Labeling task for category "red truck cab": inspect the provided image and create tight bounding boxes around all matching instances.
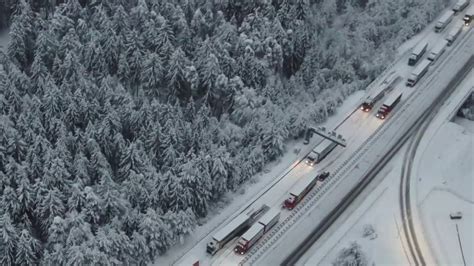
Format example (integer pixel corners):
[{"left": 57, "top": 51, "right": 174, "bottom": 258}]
[
  {"left": 283, "top": 194, "right": 297, "bottom": 210},
  {"left": 234, "top": 239, "right": 249, "bottom": 255}
]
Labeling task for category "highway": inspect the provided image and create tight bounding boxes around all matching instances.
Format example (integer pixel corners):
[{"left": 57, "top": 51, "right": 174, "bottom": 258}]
[
  {"left": 281, "top": 51, "right": 474, "bottom": 266},
  {"left": 175, "top": 7, "right": 474, "bottom": 266},
  {"left": 246, "top": 25, "right": 473, "bottom": 266}
]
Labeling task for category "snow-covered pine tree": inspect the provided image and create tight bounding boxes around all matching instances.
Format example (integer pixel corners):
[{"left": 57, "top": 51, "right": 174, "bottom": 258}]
[
  {"left": 0, "top": 213, "right": 19, "bottom": 265},
  {"left": 15, "top": 229, "right": 40, "bottom": 265}
]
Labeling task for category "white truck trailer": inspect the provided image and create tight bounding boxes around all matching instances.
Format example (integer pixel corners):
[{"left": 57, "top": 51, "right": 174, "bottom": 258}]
[
  {"left": 206, "top": 205, "right": 268, "bottom": 255},
  {"left": 283, "top": 174, "right": 319, "bottom": 210},
  {"left": 234, "top": 208, "right": 280, "bottom": 255},
  {"left": 427, "top": 40, "right": 448, "bottom": 61},
  {"left": 453, "top": 0, "right": 469, "bottom": 12},
  {"left": 375, "top": 91, "right": 403, "bottom": 120},
  {"left": 206, "top": 213, "right": 251, "bottom": 255},
  {"left": 305, "top": 138, "right": 337, "bottom": 166},
  {"left": 406, "top": 59, "right": 431, "bottom": 87},
  {"left": 446, "top": 23, "right": 463, "bottom": 46},
  {"left": 464, "top": 5, "right": 474, "bottom": 25},
  {"left": 408, "top": 41, "right": 428, "bottom": 66},
  {"left": 435, "top": 10, "right": 455, "bottom": 32},
  {"left": 360, "top": 74, "right": 401, "bottom": 112}
]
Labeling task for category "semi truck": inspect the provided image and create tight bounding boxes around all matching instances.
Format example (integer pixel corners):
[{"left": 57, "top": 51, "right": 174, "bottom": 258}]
[
  {"left": 435, "top": 10, "right": 455, "bottom": 32},
  {"left": 305, "top": 139, "right": 337, "bottom": 166},
  {"left": 446, "top": 23, "right": 463, "bottom": 46},
  {"left": 464, "top": 5, "right": 474, "bottom": 25},
  {"left": 453, "top": 0, "right": 469, "bottom": 12},
  {"left": 406, "top": 59, "right": 431, "bottom": 87},
  {"left": 360, "top": 74, "right": 401, "bottom": 111},
  {"left": 283, "top": 172, "right": 328, "bottom": 210},
  {"left": 427, "top": 40, "right": 448, "bottom": 61},
  {"left": 234, "top": 208, "right": 280, "bottom": 255},
  {"left": 408, "top": 41, "right": 428, "bottom": 66},
  {"left": 206, "top": 205, "right": 268, "bottom": 255},
  {"left": 376, "top": 92, "right": 402, "bottom": 120}
]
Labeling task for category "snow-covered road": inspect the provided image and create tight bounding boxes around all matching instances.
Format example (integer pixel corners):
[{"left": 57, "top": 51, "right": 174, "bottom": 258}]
[
  {"left": 171, "top": 5, "right": 474, "bottom": 266},
  {"left": 250, "top": 12, "right": 473, "bottom": 266}
]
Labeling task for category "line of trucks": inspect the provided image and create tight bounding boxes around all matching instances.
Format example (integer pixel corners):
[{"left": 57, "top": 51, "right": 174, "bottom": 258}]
[
  {"left": 206, "top": 170, "right": 331, "bottom": 256},
  {"left": 360, "top": 1, "right": 471, "bottom": 120}
]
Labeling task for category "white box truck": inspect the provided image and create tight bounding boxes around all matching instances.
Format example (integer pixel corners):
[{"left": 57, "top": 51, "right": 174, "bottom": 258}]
[
  {"left": 435, "top": 10, "right": 455, "bottom": 32},
  {"left": 360, "top": 74, "right": 401, "bottom": 111},
  {"left": 234, "top": 208, "right": 280, "bottom": 255},
  {"left": 427, "top": 40, "right": 448, "bottom": 61},
  {"left": 375, "top": 91, "right": 403, "bottom": 120},
  {"left": 453, "top": 0, "right": 470, "bottom": 12},
  {"left": 206, "top": 205, "right": 268, "bottom": 255},
  {"left": 406, "top": 59, "right": 431, "bottom": 87},
  {"left": 446, "top": 23, "right": 463, "bottom": 46},
  {"left": 305, "top": 139, "right": 337, "bottom": 166},
  {"left": 408, "top": 41, "right": 428, "bottom": 66}
]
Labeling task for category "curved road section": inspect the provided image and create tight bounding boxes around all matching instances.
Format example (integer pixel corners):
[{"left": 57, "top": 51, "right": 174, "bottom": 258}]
[{"left": 399, "top": 52, "right": 474, "bottom": 266}]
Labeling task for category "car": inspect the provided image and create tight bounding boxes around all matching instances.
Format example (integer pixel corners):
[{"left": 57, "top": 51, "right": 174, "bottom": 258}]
[
  {"left": 317, "top": 171, "right": 330, "bottom": 181},
  {"left": 450, "top": 211, "right": 462, "bottom": 219}
]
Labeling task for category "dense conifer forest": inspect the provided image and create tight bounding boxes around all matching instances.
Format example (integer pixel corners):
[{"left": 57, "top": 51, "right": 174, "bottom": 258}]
[{"left": 0, "top": 0, "right": 447, "bottom": 264}]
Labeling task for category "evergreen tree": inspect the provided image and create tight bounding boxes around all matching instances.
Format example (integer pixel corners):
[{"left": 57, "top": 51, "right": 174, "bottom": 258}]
[
  {"left": 7, "top": 0, "right": 35, "bottom": 69},
  {"left": 141, "top": 52, "right": 163, "bottom": 98},
  {"left": 166, "top": 47, "right": 190, "bottom": 100},
  {"left": 15, "top": 229, "right": 40, "bottom": 265},
  {"left": 139, "top": 208, "right": 172, "bottom": 259},
  {"left": 0, "top": 213, "right": 18, "bottom": 265},
  {"left": 36, "top": 186, "right": 66, "bottom": 234}
]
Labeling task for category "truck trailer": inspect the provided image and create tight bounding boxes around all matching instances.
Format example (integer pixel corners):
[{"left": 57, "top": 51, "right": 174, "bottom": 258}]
[
  {"left": 206, "top": 205, "right": 268, "bottom": 255},
  {"left": 376, "top": 92, "right": 403, "bottom": 120},
  {"left": 464, "top": 5, "right": 474, "bottom": 25},
  {"left": 360, "top": 74, "right": 401, "bottom": 111},
  {"left": 406, "top": 59, "right": 431, "bottom": 87},
  {"left": 435, "top": 10, "right": 455, "bottom": 32},
  {"left": 283, "top": 174, "right": 319, "bottom": 210},
  {"left": 427, "top": 40, "right": 448, "bottom": 61},
  {"left": 206, "top": 213, "right": 251, "bottom": 255},
  {"left": 408, "top": 41, "right": 428, "bottom": 66},
  {"left": 453, "top": 0, "right": 469, "bottom": 12},
  {"left": 446, "top": 23, "right": 463, "bottom": 46},
  {"left": 305, "top": 139, "right": 337, "bottom": 166},
  {"left": 234, "top": 208, "right": 280, "bottom": 255}
]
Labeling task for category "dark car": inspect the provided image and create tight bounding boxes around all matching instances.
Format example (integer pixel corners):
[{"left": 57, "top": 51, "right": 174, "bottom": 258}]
[
  {"left": 317, "top": 171, "right": 330, "bottom": 181},
  {"left": 450, "top": 211, "right": 462, "bottom": 219}
]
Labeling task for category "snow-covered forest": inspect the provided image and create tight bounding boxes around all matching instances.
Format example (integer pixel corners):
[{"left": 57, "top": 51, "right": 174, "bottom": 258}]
[{"left": 0, "top": 0, "right": 448, "bottom": 264}]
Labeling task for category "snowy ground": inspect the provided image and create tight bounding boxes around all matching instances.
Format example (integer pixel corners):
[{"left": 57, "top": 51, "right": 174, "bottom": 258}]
[
  {"left": 414, "top": 72, "right": 474, "bottom": 266},
  {"left": 303, "top": 150, "right": 410, "bottom": 265},
  {"left": 302, "top": 64, "right": 473, "bottom": 266}
]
